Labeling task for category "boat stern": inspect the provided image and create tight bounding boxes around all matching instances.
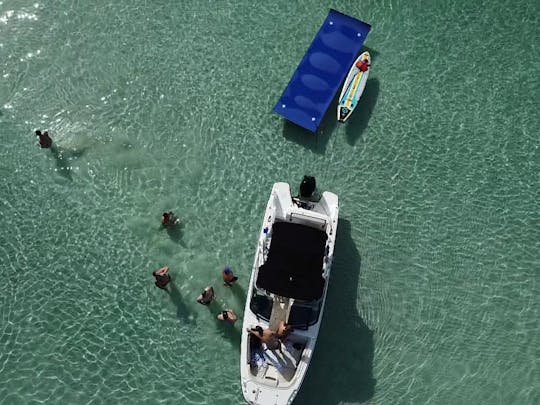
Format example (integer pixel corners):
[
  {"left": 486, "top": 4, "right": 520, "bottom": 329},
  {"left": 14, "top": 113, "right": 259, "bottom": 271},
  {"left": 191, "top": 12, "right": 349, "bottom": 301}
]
[{"left": 242, "top": 379, "right": 298, "bottom": 405}]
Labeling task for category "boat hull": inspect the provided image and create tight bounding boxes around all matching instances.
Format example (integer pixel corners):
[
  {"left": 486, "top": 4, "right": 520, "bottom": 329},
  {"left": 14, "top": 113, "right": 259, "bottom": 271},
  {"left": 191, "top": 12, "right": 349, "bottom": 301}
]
[{"left": 240, "top": 183, "right": 339, "bottom": 405}]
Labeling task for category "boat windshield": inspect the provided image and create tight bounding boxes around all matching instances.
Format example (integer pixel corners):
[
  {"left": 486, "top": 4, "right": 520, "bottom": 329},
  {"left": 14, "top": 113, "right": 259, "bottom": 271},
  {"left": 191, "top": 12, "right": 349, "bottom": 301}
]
[
  {"left": 288, "top": 301, "right": 322, "bottom": 329},
  {"left": 249, "top": 291, "right": 273, "bottom": 321}
]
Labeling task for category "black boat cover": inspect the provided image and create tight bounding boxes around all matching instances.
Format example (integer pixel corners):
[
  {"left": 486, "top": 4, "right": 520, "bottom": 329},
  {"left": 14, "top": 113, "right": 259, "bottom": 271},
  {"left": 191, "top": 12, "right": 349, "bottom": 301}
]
[{"left": 256, "top": 221, "right": 328, "bottom": 301}]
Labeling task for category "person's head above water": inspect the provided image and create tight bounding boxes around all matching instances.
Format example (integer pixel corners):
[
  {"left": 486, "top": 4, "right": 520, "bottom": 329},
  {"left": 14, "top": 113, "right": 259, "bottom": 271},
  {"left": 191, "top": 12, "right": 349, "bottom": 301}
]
[
  {"left": 218, "top": 309, "right": 237, "bottom": 324},
  {"left": 197, "top": 286, "right": 215, "bottom": 305},
  {"left": 162, "top": 212, "right": 175, "bottom": 226}
]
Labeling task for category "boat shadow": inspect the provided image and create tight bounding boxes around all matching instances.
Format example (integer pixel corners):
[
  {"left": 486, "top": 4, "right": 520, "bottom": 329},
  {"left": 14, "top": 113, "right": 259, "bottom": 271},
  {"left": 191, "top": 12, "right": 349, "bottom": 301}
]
[
  {"left": 202, "top": 298, "right": 242, "bottom": 348},
  {"left": 281, "top": 93, "right": 340, "bottom": 155},
  {"left": 294, "top": 218, "right": 376, "bottom": 404},
  {"left": 345, "top": 78, "right": 380, "bottom": 146},
  {"left": 168, "top": 280, "right": 196, "bottom": 324}
]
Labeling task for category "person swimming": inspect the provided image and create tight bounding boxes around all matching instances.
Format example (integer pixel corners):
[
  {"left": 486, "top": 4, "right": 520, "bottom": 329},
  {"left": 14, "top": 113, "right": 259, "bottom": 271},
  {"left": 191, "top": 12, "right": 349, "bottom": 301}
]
[
  {"left": 161, "top": 211, "right": 177, "bottom": 227},
  {"left": 222, "top": 266, "right": 238, "bottom": 286},
  {"left": 152, "top": 266, "right": 171, "bottom": 290},
  {"left": 197, "top": 286, "right": 215, "bottom": 305},
  {"left": 217, "top": 309, "right": 237, "bottom": 324},
  {"left": 35, "top": 130, "right": 52, "bottom": 149}
]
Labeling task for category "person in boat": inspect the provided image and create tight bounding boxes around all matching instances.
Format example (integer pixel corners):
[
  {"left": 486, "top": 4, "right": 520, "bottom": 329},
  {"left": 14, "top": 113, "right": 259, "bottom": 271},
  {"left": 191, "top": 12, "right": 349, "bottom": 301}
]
[
  {"left": 35, "top": 130, "right": 52, "bottom": 148},
  {"left": 152, "top": 266, "right": 171, "bottom": 290},
  {"left": 248, "top": 326, "right": 282, "bottom": 353},
  {"left": 276, "top": 320, "right": 293, "bottom": 341},
  {"left": 248, "top": 325, "right": 264, "bottom": 337},
  {"left": 161, "top": 211, "right": 177, "bottom": 227},
  {"left": 217, "top": 309, "right": 237, "bottom": 324},
  {"left": 222, "top": 266, "right": 238, "bottom": 286},
  {"left": 355, "top": 55, "right": 370, "bottom": 72},
  {"left": 197, "top": 286, "right": 215, "bottom": 305}
]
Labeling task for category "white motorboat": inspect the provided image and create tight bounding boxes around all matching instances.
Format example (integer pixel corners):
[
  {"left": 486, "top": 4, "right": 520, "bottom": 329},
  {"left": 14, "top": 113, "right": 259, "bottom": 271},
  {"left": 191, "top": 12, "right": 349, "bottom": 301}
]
[{"left": 240, "top": 181, "right": 339, "bottom": 405}]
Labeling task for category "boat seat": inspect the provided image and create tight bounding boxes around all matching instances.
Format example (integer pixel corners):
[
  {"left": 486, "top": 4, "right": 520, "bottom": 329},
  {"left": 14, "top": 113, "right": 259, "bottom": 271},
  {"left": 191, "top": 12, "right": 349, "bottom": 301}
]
[{"left": 263, "top": 366, "right": 280, "bottom": 387}]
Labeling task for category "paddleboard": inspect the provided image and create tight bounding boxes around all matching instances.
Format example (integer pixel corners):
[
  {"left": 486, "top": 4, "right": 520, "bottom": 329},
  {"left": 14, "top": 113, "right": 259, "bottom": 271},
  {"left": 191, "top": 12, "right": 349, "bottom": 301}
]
[{"left": 337, "top": 51, "right": 371, "bottom": 122}]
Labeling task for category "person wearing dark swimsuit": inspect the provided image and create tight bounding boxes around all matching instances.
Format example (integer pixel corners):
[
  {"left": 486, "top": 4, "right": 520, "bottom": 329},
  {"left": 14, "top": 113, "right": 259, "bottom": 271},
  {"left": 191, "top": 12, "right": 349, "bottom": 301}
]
[
  {"left": 217, "top": 309, "right": 237, "bottom": 324},
  {"left": 152, "top": 266, "right": 171, "bottom": 290},
  {"left": 35, "top": 130, "right": 52, "bottom": 148},
  {"left": 161, "top": 211, "right": 177, "bottom": 227},
  {"left": 197, "top": 286, "right": 215, "bottom": 305},
  {"left": 222, "top": 267, "right": 238, "bottom": 286}
]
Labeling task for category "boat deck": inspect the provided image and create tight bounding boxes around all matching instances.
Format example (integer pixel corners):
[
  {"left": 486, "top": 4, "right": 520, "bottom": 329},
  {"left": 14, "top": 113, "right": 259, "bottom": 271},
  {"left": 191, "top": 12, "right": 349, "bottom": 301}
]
[{"left": 249, "top": 336, "right": 306, "bottom": 387}]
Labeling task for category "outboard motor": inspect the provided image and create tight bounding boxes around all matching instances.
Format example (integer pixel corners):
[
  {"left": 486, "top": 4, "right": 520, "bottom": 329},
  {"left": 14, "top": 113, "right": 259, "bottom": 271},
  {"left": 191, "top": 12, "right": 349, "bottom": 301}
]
[{"left": 299, "top": 175, "right": 316, "bottom": 198}]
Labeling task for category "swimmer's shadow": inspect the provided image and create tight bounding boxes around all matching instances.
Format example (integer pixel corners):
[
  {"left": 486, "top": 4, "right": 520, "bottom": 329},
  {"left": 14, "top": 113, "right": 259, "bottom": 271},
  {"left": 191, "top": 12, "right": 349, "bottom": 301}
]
[
  {"left": 49, "top": 145, "right": 87, "bottom": 181},
  {"left": 169, "top": 281, "right": 196, "bottom": 324},
  {"left": 162, "top": 223, "right": 185, "bottom": 246},
  {"left": 230, "top": 283, "right": 246, "bottom": 306},
  {"left": 215, "top": 315, "right": 241, "bottom": 348}
]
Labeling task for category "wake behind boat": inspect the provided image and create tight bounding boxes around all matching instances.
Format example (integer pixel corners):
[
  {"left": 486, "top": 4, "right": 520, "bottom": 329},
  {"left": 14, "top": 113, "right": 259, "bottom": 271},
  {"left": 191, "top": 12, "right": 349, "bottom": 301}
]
[
  {"left": 337, "top": 51, "right": 371, "bottom": 122},
  {"left": 240, "top": 179, "right": 339, "bottom": 405}
]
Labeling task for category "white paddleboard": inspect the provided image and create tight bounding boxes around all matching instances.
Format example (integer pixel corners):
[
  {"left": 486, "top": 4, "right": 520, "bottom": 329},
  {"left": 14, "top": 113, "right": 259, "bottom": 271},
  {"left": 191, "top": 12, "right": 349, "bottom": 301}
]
[{"left": 337, "top": 51, "right": 371, "bottom": 122}]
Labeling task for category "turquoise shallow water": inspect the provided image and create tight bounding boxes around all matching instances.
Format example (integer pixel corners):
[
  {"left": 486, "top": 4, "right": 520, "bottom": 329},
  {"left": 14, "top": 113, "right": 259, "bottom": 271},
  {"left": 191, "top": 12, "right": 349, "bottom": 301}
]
[{"left": 1, "top": 0, "right": 539, "bottom": 404}]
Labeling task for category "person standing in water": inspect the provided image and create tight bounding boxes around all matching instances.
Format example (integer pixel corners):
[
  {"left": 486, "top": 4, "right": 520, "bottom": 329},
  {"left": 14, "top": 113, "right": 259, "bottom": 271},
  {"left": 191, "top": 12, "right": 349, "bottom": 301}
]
[
  {"left": 152, "top": 266, "right": 171, "bottom": 290},
  {"left": 355, "top": 55, "right": 370, "bottom": 72},
  {"left": 222, "top": 266, "right": 238, "bottom": 286},
  {"left": 35, "top": 130, "right": 52, "bottom": 148},
  {"left": 197, "top": 286, "right": 215, "bottom": 305},
  {"left": 161, "top": 211, "right": 177, "bottom": 227},
  {"left": 217, "top": 309, "right": 237, "bottom": 324}
]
